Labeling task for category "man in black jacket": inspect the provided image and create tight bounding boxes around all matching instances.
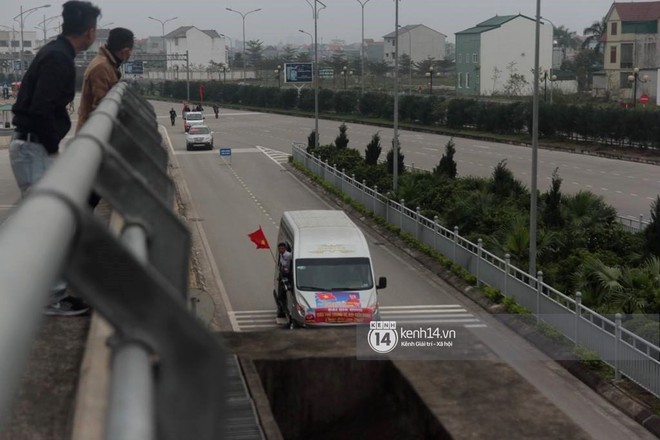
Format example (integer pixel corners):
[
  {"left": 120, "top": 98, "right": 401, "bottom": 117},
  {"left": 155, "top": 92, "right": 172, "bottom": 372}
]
[{"left": 10, "top": 1, "right": 101, "bottom": 316}]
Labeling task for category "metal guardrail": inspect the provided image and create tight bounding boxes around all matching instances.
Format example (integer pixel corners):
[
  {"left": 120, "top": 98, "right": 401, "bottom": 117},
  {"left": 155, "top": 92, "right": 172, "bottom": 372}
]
[
  {"left": 293, "top": 142, "right": 660, "bottom": 399},
  {"left": 0, "top": 83, "right": 229, "bottom": 439}
]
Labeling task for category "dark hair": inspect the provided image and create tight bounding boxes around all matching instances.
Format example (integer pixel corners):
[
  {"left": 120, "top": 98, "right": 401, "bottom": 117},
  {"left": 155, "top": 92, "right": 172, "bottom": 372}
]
[
  {"left": 61, "top": 1, "right": 101, "bottom": 36},
  {"left": 278, "top": 242, "right": 287, "bottom": 247},
  {"left": 107, "top": 28, "right": 134, "bottom": 52}
]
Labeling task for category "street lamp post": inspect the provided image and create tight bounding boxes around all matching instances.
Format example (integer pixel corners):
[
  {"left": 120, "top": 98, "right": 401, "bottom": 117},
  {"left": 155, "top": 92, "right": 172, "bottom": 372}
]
[
  {"left": 305, "top": 0, "right": 326, "bottom": 149},
  {"left": 14, "top": 4, "right": 51, "bottom": 79},
  {"left": 342, "top": 66, "right": 348, "bottom": 89},
  {"left": 356, "top": 0, "right": 370, "bottom": 95},
  {"left": 274, "top": 64, "right": 281, "bottom": 88},
  {"left": 35, "top": 14, "right": 59, "bottom": 43},
  {"left": 425, "top": 66, "right": 436, "bottom": 95},
  {"left": 393, "top": 0, "right": 400, "bottom": 192},
  {"left": 298, "top": 29, "right": 313, "bottom": 52},
  {"left": 529, "top": 0, "right": 542, "bottom": 276},
  {"left": 542, "top": 69, "right": 548, "bottom": 101},
  {"left": 148, "top": 16, "right": 177, "bottom": 80},
  {"left": 226, "top": 8, "right": 262, "bottom": 83},
  {"left": 628, "top": 67, "right": 648, "bottom": 108}
]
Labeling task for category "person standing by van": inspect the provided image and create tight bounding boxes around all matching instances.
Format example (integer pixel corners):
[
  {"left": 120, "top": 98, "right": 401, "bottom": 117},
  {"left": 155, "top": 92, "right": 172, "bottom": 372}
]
[{"left": 276, "top": 242, "right": 292, "bottom": 318}]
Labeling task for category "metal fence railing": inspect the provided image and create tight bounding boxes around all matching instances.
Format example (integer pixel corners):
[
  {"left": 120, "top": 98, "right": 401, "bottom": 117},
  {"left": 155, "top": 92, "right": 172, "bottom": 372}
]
[
  {"left": 0, "top": 83, "right": 229, "bottom": 439},
  {"left": 292, "top": 142, "right": 660, "bottom": 399}
]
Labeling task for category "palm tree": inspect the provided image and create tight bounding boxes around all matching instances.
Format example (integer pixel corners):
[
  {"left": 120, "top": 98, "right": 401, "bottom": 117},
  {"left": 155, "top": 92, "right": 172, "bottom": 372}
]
[
  {"left": 583, "top": 17, "right": 606, "bottom": 54},
  {"left": 574, "top": 256, "right": 660, "bottom": 315}
]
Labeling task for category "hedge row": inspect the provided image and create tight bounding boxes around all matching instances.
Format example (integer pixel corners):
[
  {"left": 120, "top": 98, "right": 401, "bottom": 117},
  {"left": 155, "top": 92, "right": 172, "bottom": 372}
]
[{"left": 156, "top": 80, "right": 660, "bottom": 149}]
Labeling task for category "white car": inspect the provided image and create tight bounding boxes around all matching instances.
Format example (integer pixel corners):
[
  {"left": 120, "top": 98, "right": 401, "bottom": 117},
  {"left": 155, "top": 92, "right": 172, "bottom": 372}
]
[
  {"left": 183, "top": 111, "right": 204, "bottom": 132},
  {"left": 185, "top": 125, "right": 214, "bottom": 150}
]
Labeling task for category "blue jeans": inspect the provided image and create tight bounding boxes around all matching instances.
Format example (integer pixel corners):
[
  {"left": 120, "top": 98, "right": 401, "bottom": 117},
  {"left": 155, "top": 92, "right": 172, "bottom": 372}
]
[
  {"left": 9, "top": 139, "right": 66, "bottom": 303},
  {"left": 9, "top": 139, "right": 55, "bottom": 196}
]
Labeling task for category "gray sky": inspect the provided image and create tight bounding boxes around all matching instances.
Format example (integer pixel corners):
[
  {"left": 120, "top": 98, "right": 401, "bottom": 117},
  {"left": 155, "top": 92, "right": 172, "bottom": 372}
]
[{"left": 8, "top": 0, "right": 615, "bottom": 46}]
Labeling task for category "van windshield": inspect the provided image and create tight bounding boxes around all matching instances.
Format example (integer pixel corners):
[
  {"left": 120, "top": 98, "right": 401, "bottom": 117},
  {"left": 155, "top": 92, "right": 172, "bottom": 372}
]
[{"left": 295, "top": 257, "right": 373, "bottom": 291}]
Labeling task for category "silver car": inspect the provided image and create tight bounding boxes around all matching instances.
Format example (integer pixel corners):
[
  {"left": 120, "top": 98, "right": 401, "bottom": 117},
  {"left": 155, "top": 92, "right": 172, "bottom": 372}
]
[{"left": 185, "top": 125, "right": 214, "bottom": 150}]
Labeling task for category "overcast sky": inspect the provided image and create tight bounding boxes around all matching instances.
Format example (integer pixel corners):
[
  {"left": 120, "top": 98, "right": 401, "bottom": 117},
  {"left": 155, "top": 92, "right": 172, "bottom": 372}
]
[{"left": 8, "top": 0, "right": 616, "bottom": 46}]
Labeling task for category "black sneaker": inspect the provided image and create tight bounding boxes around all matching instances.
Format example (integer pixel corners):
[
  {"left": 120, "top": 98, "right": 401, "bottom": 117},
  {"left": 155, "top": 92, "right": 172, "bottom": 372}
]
[{"left": 44, "top": 296, "right": 90, "bottom": 316}]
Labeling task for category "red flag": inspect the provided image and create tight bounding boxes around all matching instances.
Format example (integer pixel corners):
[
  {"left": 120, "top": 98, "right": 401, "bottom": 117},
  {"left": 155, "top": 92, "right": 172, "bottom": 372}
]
[
  {"left": 248, "top": 226, "right": 270, "bottom": 249},
  {"left": 199, "top": 83, "right": 204, "bottom": 102}
]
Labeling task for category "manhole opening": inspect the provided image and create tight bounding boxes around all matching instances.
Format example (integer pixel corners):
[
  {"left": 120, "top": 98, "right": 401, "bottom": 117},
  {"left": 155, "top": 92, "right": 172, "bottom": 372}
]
[{"left": 253, "top": 357, "right": 449, "bottom": 439}]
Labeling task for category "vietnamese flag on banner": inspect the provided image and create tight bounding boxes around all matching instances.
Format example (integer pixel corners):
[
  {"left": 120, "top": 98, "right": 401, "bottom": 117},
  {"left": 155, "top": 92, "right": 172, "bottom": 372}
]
[
  {"left": 248, "top": 226, "right": 270, "bottom": 249},
  {"left": 199, "top": 83, "right": 204, "bottom": 102}
]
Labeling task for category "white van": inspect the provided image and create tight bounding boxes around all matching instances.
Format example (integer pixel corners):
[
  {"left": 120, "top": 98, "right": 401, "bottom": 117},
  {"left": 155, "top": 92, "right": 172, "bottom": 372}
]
[{"left": 274, "top": 210, "right": 387, "bottom": 327}]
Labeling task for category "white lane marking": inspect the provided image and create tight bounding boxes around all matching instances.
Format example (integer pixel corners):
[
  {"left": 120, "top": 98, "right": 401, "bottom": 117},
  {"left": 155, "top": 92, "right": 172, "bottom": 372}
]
[
  {"left": 173, "top": 147, "right": 260, "bottom": 156},
  {"left": 423, "top": 147, "right": 439, "bottom": 152},
  {"left": 380, "top": 304, "right": 465, "bottom": 309},
  {"left": 229, "top": 305, "right": 484, "bottom": 331},
  {"left": 631, "top": 194, "right": 639, "bottom": 197},
  {"left": 0, "top": 205, "right": 16, "bottom": 209},
  {"left": 257, "top": 145, "right": 288, "bottom": 168},
  {"left": 159, "top": 124, "right": 233, "bottom": 331},
  {"left": 221, "top": 112, "right": 263, "bottom": 116},
  {"left": 474, "top": 145, "right": 491, "bottom": 149}
]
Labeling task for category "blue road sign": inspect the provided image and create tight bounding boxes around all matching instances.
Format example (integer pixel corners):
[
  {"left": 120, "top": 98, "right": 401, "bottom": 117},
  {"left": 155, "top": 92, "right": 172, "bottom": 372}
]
[
  {"left": 284, "top": 63, "right": 313, "bottom": 84},
  {"left": 124, "top": 61, "right": 144, "bottom": 75},
  {"left": 219, "top": 148, "right": 232, "bottom": 156}
]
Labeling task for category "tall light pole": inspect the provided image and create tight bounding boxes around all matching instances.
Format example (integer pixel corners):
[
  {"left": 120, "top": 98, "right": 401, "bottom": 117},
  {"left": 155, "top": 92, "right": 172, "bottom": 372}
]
[
  {"left": 356, "top": 0, "right": 370, "bottom": 95},
  {"left": 220, "top": 33, "right": 233, "bottom": 68},
  {"left": 628, "top": 67, "right": 648, "bottom": 108},
  {"left": 226, "top": 7, "right": 261, "bottom": 83},
  {"left": 35, "top": 14, "right": 58, "bottom": 43},
  {"left": 14, "top": 4, "right": 51, "bottom": 79},
  {"left": 274, "top": 64, "right": 282, "bottom": 88},
  {"left": 529, "top": 0, "right": 541, "bottom": 276},
  {"left": 148, "top": 16, "right": 177, "bottom": 80},
  {"left": 393, "top": 0, "right": 400, "bottom": 192},
  {"left": 305, "top": 0, "right": 326, "bottom": 149},
  {"left": 298, "top": 29, "right": 313, "bottom": 49},
  {"left": 425, "top": 66, "right": 436, "bottom": 95}
]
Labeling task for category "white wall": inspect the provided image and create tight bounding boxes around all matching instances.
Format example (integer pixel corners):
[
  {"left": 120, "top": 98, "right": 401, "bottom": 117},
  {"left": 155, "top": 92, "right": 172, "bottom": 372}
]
[
  {"left": 480, "top": 17, "right": 553, "bottom": 95},
  {"left": 406, "top": 27, "right": 446, "bottom": 63},
  {"left": 168, "top": 28, "right": 226, "bottom": 69}
]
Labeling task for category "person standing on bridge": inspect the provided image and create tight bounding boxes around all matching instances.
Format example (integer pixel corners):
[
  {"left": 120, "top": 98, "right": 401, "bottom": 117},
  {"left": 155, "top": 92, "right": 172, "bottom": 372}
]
[
  {"left": 10, "top": 0, "right": 101, "bottom": 316},
  {"left": 76, "top": 27, "right": 134, "bottom": 132},
  {"left": 76, "top": 27, "right": 133, "bottom": 209}
]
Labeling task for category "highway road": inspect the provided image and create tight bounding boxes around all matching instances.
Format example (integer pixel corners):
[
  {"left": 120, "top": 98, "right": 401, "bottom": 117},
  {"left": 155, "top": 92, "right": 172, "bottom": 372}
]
[
  {"left": 158, "top": 103, "right": 658, "bottom": 220},
  {"left": 152, "top": 99, "right": 655, "bottom": 439}
]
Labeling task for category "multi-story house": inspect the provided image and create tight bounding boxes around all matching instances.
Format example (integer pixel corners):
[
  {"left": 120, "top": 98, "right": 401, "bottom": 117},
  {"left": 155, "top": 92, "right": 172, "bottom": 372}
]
[
  {"left": 383, "top": 24, "right": 446, "bottom": 66},
  {"left": 601, "top": 1, "right": 659, "bottom": 103},
  {"left": 165, "top": 26, "right": 226, "bottom": 69},
  {"left": 455, "top": 14, "right": 552, "bottom": 96}
]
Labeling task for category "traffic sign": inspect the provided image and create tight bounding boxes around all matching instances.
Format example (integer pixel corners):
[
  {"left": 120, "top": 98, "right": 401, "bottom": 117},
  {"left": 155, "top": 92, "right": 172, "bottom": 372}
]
[
  {"left": 219, "top": 148, "right": 231, "bottom": 157},
  {"left": 284, "top": 63, "right": 313, "bottom": 83},
  {"left": 319, "top": 68, "right": 334, "bottom": 79},
  {"left": 640, "top": 93, "right": 649, "bottom": 105},
  {"left": 124, "top": 61, "right": 144, "bottom": 75}
]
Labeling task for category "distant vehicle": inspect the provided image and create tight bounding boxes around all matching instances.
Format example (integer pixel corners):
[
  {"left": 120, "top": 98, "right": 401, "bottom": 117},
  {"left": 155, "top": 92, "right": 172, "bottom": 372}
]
[
  {"left": 183, "top": 111, "right": 204, "bottom": 132},
  {"left": 275, "top": 210, "right": 387, "bottom": 328},
  {"left": 185, "top": 125, "right": 213, "bottom": 151}
]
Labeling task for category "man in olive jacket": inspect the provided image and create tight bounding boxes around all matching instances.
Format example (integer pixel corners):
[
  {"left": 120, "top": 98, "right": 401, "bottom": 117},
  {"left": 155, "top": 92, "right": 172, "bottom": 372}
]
[{"left": 76, "top": 27, "right": 134, "bottom": 132}]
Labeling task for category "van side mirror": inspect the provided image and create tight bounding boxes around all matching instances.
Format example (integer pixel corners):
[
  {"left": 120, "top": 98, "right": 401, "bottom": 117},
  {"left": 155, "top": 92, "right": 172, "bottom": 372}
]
[{"left": 377, "top": 277, "right": 387, "bottom": 290}]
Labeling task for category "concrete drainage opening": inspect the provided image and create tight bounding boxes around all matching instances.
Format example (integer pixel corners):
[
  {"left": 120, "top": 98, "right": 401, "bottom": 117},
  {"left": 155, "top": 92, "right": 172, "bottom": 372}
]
[{"left": 253, "top": 357, "right": 449, "bottom": 439}]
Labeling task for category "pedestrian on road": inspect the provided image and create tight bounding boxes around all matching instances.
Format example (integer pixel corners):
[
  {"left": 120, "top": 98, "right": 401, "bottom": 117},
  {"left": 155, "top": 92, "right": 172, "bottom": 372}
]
[
  {"left": 169, "top": 107, "right": 177, "bottom": 126},
  {"left": 10, "top": 0, "right": 101, "bottom": 316},
  {"left": 212, "top": 103, "right": 219, "bottom": 119}
]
